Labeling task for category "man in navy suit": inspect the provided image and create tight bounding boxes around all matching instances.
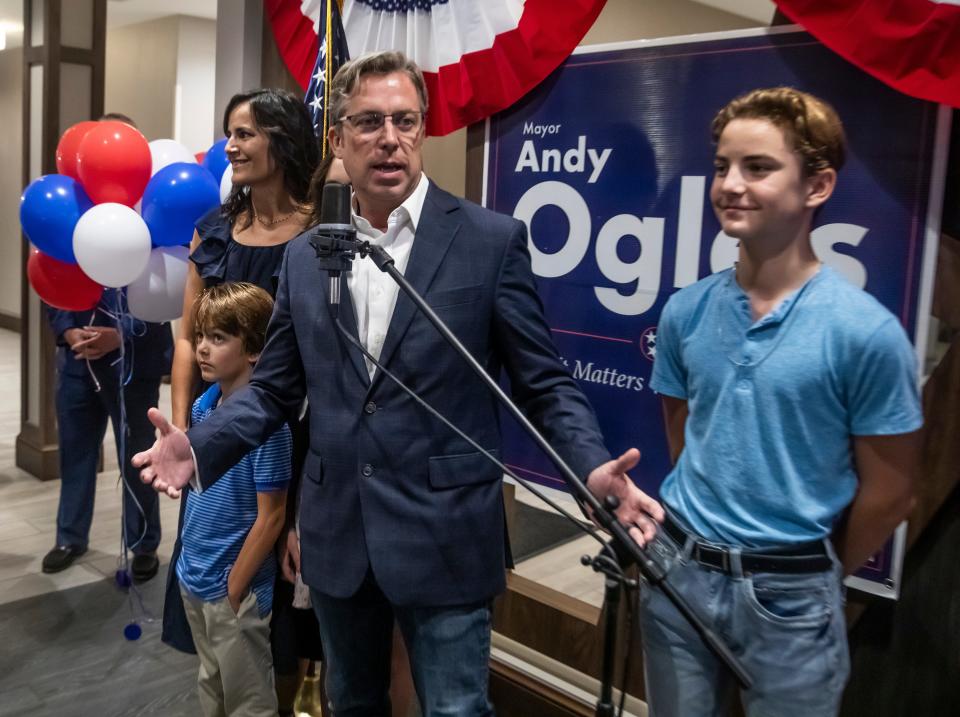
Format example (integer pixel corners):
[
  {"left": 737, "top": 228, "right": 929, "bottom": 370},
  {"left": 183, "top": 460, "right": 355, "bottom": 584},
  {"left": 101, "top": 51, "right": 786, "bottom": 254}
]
[
  {"left": 44, "top": 289, "right": 172, "bottom": 580},
  {"left": 136, "top": 51, "right": 662, "bottom": 715}
]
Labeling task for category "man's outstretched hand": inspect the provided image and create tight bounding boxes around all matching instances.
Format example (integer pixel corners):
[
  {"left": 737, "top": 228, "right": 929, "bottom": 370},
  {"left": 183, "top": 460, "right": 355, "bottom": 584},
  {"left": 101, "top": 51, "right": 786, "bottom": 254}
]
[
  {"left": 586, "top": 448, "right": 664, "bottom": 546},
  {"left": 132, "top": 408, "right": 195, "bottom": 499}
]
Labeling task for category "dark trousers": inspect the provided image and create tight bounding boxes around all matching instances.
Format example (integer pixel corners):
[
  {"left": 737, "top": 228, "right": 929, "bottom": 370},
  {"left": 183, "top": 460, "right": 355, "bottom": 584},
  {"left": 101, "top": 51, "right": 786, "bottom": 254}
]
[
  {"left": 54, "top": 369, "right": 162, "bottom": 554},
  {"left": 311, "top": 572, "right": 494, "bottom": 717}
]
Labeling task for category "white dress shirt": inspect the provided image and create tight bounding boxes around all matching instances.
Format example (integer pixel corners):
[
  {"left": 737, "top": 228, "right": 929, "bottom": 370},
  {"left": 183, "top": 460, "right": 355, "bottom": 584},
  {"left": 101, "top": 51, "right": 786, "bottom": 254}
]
[{"left": 349, "top": 173, "right": 429, "bottom": 378}]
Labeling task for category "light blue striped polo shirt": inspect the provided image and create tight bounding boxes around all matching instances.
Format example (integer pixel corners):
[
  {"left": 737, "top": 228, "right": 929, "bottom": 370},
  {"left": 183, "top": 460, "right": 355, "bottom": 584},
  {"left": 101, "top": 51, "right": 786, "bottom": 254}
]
[{"left": 177, "top": 385, "right": 291, "bottom": 616}]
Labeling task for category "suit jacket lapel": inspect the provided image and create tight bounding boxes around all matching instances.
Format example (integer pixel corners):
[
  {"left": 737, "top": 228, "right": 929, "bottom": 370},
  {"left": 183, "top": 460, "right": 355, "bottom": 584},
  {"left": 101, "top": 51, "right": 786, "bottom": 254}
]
[
  {"left": 316, "top": 260, "right": 369, "bottom": 387},
  {"left": 370, "top": 184, "right": 461, "bottom": 391}
]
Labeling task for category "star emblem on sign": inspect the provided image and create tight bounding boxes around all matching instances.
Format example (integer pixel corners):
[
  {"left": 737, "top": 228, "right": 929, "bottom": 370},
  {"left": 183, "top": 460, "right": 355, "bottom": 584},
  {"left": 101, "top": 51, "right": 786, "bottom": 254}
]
[{"left": 640, "top": 326, "right": 657, "bottom": 362}]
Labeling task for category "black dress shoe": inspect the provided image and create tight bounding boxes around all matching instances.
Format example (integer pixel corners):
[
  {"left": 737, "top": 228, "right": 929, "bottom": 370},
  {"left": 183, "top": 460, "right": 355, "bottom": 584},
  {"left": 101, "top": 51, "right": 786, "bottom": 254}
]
[
  {"left": 42, "top": 545, "right": 86, "bottom": 573},
  {"left": 131, "top": 552, "right": 160, "bottom": 583}
]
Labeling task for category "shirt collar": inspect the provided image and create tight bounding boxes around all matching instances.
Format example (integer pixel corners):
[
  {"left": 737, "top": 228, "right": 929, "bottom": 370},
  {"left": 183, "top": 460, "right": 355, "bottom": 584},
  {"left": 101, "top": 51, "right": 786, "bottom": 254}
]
[
  {"left": 352, "top": 173, "right": 430, "bottom": 237},
  {"left": 726, "top": 264, "right": 824, "bottom": 329}
]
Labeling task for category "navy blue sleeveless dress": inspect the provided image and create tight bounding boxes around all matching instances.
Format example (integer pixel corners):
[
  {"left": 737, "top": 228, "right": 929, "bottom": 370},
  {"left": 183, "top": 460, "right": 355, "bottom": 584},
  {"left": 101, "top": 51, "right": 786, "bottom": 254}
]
[{"left": 190, "top": 208, "right": 287, "bottom": 296}]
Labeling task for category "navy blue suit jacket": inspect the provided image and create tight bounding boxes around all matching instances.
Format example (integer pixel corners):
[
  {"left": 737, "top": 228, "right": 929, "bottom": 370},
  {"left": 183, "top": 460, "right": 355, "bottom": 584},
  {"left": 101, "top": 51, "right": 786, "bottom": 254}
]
[{"left": 189, "top": 184, "right": 610, "bottom": 607}]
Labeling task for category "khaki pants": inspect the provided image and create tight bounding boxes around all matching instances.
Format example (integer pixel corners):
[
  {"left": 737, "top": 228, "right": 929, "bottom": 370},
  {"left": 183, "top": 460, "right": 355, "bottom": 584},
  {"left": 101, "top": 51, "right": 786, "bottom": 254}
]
[{"left": 180, "top": 586, "right": 278, "bottom": 717}]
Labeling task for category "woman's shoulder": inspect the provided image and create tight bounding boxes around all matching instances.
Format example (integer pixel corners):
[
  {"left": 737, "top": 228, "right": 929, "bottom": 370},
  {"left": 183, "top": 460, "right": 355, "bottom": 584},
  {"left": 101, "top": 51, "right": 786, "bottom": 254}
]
[
  {"left": 195, "top": 207, "right": 231, "bottom": 242},
  {"left": 190, "top": 208, "right": 233, "bottom": 283}
]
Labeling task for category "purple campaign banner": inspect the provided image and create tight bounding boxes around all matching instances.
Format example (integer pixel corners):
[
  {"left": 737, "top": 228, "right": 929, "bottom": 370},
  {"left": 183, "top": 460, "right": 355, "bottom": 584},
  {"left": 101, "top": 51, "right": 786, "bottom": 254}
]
[{"left": 483, "top": 28, "right": 944, "bottom": 597}]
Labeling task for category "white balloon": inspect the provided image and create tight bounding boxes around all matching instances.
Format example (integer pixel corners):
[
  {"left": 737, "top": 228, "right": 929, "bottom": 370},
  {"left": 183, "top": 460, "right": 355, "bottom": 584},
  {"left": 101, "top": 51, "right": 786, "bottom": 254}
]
[
  {"left": 73, "top": 203, "right": 152, "bottom": 288},
  {"left": 127, "top": 245, "right": 190, "bottom": 322},
  {"left": 220, "top": 163, "right": 234, "bottom": 203},
  {"left": 149, "top": 139, "right": 197, "bottom": 176}
]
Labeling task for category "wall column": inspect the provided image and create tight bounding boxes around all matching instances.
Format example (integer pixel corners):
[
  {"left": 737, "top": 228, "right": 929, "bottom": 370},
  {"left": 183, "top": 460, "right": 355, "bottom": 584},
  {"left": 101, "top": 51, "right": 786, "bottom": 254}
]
[
  {"left": 214, "top": 0, "right": 263, "bottom": 134},
  {"left": 17, "top": 0, "right": 106, "bottom": 480}
]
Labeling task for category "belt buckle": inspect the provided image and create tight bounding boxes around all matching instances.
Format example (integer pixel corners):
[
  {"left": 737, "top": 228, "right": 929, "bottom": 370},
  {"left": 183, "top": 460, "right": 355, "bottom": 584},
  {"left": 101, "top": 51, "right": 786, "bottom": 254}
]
[{"left": 696, "top": 544, "right": 730, "bottom": 573}]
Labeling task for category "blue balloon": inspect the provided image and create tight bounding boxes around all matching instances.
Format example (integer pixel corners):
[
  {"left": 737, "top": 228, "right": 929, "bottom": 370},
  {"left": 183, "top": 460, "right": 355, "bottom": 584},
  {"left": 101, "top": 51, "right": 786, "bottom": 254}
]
[
  {"left": 142, "top": 162, "right": 220, "bottom": 248},
  {"left": 201, "top": 137, "right": 229, "bottom": 183},
  {"left": 123, "top": 622, "right": 142, "bottom": 641},
  {"left": 19, "top": 174, "right": 93, "bottom": 264},
  {"left": 115, "top": 568, "right": 132, "bottom": 588}
]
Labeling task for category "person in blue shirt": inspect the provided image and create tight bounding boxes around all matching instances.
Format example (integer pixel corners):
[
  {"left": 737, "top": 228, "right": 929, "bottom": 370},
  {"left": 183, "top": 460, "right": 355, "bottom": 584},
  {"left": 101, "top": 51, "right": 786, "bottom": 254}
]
[
  {"left": 645, "top": 87, "right": 923, "bottom": 717},
  {"left": 42, "top": 113, "right": 173, "bottom": 581},
  {"left": 43, "top": 290, "right": 172, "bottom": 578},
  {"left": 177, "top": 281, "right": 290, "bottom": 717}
]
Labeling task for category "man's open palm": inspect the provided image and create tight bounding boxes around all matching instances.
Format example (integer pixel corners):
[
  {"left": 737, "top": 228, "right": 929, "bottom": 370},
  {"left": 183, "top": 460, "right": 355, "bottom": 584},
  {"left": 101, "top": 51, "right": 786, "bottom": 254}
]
[{"left": 132, "top": 408, "right": 195, "bottom": 498}]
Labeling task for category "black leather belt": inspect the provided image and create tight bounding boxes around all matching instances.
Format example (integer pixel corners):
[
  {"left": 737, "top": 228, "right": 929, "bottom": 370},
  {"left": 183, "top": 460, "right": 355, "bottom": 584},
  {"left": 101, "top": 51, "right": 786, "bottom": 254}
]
[{"left": 663, "top": 513, "right": 833, "bottom": 574}]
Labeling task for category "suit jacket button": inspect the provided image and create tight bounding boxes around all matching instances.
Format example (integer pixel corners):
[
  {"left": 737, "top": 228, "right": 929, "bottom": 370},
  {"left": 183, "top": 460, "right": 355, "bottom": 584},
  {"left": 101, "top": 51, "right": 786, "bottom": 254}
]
[
  {"left": 361, "top": 463, "right": 374, "bottom": 477},
  {"left": 364, "top": 401, "right": 377, "bottom": 414}
]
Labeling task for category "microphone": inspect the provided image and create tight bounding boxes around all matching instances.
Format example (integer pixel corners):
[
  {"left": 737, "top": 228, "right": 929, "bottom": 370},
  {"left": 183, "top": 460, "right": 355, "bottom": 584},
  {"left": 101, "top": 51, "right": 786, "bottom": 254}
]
[{"left": 309, "top": 181, "right": 357, "bottom": 317}]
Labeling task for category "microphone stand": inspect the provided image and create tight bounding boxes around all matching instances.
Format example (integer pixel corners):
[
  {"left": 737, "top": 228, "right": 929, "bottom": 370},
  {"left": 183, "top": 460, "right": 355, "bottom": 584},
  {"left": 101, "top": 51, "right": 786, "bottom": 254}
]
[
  {"left": 313, "top": 234, "right": 753, "bottom": 707},
  {"left": 581, "top": 543, "right": 637, "bottom": 716}
]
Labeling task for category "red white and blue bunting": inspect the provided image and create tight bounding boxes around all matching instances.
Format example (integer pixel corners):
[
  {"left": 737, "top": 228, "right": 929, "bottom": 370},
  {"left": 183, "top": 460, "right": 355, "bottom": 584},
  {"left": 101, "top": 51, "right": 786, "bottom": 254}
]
[
  {"left": 265, "top": 0, "right": 607, "bottom": 136},
  {"left": 775, "top": 0, "right": 960, "bottom": 108}
]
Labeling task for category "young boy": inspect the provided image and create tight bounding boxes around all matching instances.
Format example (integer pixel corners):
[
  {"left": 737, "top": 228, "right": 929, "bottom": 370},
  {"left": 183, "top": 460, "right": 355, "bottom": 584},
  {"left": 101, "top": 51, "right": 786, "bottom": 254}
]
[
  {"left": 645, "top": 88, "right": 922, "bottom": 716},
  {"left": 177, "top": 282, "right": 290, "bottom": 717}
]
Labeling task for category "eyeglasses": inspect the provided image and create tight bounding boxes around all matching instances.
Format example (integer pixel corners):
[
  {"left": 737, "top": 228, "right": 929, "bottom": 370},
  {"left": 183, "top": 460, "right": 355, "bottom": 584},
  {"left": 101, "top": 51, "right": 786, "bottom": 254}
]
[{"left": 338, "top": 111, "right": 425, "bottom": 135}]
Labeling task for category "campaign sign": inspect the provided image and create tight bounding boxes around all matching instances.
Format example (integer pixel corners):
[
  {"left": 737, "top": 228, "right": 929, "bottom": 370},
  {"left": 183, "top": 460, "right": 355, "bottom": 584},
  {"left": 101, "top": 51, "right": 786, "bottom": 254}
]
[{"left": 483, "top": 27, "right": 946, "bottom": 597}]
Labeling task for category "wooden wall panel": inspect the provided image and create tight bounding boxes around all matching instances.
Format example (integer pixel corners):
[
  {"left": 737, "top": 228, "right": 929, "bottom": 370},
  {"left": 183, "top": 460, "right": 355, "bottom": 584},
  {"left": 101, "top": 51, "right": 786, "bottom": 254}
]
[{"left": 493, "top": 572, "right": 646, "bottom": 700}]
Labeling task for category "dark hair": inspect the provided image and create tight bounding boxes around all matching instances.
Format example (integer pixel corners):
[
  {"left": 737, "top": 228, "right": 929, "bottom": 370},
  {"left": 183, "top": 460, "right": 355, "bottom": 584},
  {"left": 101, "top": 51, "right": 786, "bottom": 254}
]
[
  {"left": 307, "top": 153, "right": 345, "bottom": 226},
  {"left": 711, "top": 87, "right": 846, "bottom": 175},
  {"left": 221, "top": 88, "right": 320, "bottom": 228},
  {"left": 100, "top": 112, "right": 137, "bottom": 128},
  {"left": 191, "top": 282, "right": 274, "bottom": 356}
]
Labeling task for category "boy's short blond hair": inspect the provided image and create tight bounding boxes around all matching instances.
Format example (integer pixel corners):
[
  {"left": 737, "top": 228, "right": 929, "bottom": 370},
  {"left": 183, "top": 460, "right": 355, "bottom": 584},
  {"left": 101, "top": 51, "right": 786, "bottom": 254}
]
[
  {"left": 711, "top": 87, "right": 846, "bottom": 175},
  {"left": 191, "top": 282, "right": 274, "bottom": 356}
]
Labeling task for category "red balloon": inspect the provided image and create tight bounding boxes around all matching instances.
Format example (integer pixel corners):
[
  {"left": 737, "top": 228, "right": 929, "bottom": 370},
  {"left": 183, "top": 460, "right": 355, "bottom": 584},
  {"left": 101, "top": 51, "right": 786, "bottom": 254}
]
[
  {"left": 194, "top": 151, "right": 206, "bottom": 164},
  {"left": 27, "top": 248, "right": 103, "bottom": 311},
  {"left": 55, "top": 121, "right": 99, "bottom": 181},
  {"left": 76, "top": 121, "right": 152, "bottom": 206}
]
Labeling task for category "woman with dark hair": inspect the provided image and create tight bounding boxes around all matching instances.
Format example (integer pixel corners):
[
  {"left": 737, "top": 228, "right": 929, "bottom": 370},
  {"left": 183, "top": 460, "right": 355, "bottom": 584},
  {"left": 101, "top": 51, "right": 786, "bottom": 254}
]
[
  {"left": 170, "top": 88, "right": 319, "bottom": 429},
  {"left": 162, "top": 89, "right": 320, "bottom": 715}
]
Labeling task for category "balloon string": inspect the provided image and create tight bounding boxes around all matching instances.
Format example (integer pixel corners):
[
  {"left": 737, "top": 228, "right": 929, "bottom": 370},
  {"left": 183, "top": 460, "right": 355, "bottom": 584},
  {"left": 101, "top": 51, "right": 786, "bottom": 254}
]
[
  {"left": 96, "top": 291, "right": 157, "bottom": 636},
  {"left": 84, "top": 308, "right": 102, "bottom": 393},
  {"left": 97, "top": 299, "right": 146, "bottom": 386},
  {"left": 108, "top": 292, "right": 148, "bottom": 584}
]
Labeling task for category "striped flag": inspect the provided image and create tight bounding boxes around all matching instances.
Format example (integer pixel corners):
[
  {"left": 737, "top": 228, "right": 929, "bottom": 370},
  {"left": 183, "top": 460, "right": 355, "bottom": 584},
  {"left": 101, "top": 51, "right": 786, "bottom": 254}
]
[
  {"left": 300, "top": 0, "right": 350, "bottom": 154},
  {"left": 276, "top": 0, "right": 350, "bottom": 157}
]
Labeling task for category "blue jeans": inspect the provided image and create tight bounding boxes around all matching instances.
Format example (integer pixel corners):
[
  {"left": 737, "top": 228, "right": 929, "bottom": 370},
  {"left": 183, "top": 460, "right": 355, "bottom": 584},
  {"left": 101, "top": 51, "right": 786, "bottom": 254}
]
[
  {"left": 640, "top": 526, "right": 849, "bottom": 717},
  {"left": 55, "top": 370, "right": 162, "bottom": 554},
  {"left": 311, "top": 573, "right": 494, "bottom": 717}
]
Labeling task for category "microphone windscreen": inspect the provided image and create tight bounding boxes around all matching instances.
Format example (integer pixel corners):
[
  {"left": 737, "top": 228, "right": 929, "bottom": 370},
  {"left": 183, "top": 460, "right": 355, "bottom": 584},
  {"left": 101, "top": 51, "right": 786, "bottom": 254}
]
[{"left": 320, "top": 182, "right": 352, "bottom": 225}]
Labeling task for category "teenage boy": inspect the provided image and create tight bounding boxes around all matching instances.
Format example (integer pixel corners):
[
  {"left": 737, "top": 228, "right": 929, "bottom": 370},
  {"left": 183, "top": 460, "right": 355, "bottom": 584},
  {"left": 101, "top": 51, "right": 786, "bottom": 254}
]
[
  {"left": 644, "top": 87, "right": 922, "bottom": 716},
  {"left": 177, "top": 282, "right": 290, "bottom": 717}
]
